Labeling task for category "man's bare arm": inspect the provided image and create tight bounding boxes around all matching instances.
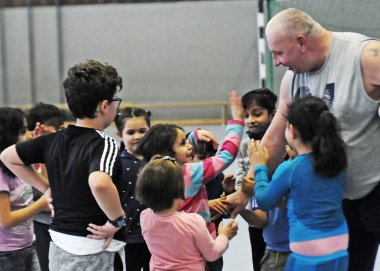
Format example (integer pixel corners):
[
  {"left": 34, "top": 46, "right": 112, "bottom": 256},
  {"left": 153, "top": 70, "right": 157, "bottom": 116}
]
[
  {"left": 361, "top": 40, "right": 380, "bottom": 101},
  {"left": 260, "top": 75, "right": 292, "bottom": 174}
]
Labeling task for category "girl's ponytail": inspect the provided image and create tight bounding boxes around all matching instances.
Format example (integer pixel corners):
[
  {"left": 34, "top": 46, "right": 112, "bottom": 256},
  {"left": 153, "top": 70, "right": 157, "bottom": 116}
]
[
  {"left": 287, "top": 96, "right": 347, "bottom": 178},
  {"left": 311, "top": 111, "right": 347, "bottom": 178}
]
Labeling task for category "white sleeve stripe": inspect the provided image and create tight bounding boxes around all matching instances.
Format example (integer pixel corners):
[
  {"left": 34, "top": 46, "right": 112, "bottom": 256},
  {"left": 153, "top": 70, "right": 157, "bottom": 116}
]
[
  {"left": 99, "top": 137, "right": 109, "bottom": 173},
  {"left": 99, "top": 134, "right": 118, "bottom": 175},
  {"left": 105, "top": 137, "right": 115, "bottom": 174},
  {"left": 109, "top": 141, "right": 118, "bottom": 176}
]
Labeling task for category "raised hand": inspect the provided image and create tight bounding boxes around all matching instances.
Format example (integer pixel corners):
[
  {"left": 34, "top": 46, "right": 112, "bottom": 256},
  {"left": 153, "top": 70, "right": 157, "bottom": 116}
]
[
  {"left": 33, "top": 122, "right": 57, "bottom": 138},
  {"left": 248, "top": 139, "right": 269, "bottom": 168},
  {"left": 229, "top": 90, "right": 244, "bottom": 121},
  {"left": 196, "top": 129, "right": 219, "bottom": 150}
]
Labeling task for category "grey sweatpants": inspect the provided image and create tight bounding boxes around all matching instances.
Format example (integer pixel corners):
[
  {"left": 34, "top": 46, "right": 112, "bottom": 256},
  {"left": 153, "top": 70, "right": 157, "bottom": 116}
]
[{"left": 49, "top": 242, "right": 115, "bottom": 271}]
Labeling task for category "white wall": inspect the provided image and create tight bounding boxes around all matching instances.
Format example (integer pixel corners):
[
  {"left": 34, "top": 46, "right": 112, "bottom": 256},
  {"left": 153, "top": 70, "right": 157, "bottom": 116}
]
[{"left": 0, "top": 1, "right": 260, "bottom": 120}]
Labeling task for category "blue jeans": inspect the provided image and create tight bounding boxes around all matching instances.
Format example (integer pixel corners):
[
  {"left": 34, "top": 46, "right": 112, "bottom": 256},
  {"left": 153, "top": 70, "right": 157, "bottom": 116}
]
[{"left": 0, "top": 244, "right": 40, "bottom": 271}]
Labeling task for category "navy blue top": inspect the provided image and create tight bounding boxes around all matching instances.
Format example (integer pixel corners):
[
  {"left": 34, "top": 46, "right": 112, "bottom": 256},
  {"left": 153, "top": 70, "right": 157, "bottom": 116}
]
[{"left": 119, "top": 149, "right": 147, "bottom": 243}]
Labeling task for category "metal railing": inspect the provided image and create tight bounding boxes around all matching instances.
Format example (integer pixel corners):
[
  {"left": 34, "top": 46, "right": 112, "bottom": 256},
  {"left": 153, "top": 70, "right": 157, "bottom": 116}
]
[{"left": 17, "top": 101, "right": 230, "bottom": 126}]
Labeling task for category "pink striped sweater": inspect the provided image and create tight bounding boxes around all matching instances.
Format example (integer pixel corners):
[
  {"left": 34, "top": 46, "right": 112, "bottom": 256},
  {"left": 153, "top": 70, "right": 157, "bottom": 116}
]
[{"left": 180, "top": 120, "right": 244, "bottom": 236}]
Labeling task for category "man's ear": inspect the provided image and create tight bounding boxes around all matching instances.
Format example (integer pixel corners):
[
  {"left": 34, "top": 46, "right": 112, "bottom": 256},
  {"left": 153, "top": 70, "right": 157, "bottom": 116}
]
[
  {"left": 296, "top": 34, "right": 307, "bottom": 53},
  {"left": 116, "top": 130, "right": 122, "bottom": 139}
]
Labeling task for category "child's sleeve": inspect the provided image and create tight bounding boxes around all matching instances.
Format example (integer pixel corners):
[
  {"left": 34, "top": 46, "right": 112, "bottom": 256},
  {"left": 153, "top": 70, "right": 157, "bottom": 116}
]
[
  {"left": 183, "top": 120, "right": 244, "bottom": 198},
  {"left": 253, "top": 163, "right": 291, "bottom": 211},
  {"left": 234, "top": 140, "right": 249, "bottom": 190},
  {"left": 193, "top": 215, "right": 229, "bottom": 261},
  {"left": 15, "top": 134, "right": 51, "bottom": 165}
]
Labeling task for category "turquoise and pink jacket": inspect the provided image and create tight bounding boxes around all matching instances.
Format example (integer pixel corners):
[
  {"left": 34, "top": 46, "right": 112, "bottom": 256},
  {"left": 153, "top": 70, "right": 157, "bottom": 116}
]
[{"left": 180, "top": 120, "right": 244, "bottom": 236}]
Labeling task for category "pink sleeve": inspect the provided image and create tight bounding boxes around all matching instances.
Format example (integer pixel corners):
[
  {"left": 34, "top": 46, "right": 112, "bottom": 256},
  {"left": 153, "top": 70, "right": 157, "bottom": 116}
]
[{"left": 193, "top": 216, "right": 229, "bottom": 261}]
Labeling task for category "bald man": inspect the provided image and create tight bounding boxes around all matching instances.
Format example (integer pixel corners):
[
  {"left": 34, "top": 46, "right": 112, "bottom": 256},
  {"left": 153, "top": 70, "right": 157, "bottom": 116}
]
[{"left": 262, "top": 8, "right": 380, "bottom": 271}]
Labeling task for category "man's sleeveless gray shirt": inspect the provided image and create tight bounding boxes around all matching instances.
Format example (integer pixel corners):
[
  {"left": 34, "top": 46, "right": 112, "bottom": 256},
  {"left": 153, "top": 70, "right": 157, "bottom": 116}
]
[{"left": 286, "top": 32, "right": 380, "bottom": 200}]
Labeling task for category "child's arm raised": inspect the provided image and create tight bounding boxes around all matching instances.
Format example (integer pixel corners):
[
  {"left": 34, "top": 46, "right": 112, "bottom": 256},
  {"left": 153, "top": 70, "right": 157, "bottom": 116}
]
[
  {"left": 249, "top": 139, "right": 289, "bottom": 211},
  {"left": 229, "top": 90, "right": 245, "bottom": 121},
  {"left": 183, "top": 91, "right": 245, "bottom": 196}
]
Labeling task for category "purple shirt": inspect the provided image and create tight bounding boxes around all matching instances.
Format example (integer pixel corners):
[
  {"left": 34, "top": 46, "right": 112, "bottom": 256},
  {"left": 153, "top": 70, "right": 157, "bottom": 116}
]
[{"left": 0, "top": 169, "right": 34, "bottom": 251}]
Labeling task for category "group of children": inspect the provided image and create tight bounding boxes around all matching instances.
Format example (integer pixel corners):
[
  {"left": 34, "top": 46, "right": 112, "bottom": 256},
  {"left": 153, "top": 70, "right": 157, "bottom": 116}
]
[{"left": 0, "top": 59, "right": 349, "bottom": 271}]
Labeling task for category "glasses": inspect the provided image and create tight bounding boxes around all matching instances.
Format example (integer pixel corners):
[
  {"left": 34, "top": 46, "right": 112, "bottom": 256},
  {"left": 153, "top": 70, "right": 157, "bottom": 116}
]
[{"left": 110, "top": 98, "right": 122, "bottom": 108}]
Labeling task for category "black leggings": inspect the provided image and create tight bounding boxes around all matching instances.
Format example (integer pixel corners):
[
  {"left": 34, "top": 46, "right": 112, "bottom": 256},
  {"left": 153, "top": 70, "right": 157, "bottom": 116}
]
[{"left": 248, "top": 226, "right": 266, "bottom": 271}]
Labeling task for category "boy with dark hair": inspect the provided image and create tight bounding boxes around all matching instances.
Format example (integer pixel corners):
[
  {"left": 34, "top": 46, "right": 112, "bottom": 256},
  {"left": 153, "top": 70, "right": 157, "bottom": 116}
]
[
  {"left": 233, "top": 88, "right": 290, "bottom": 271},
  {"left": 0, "top": 59, "right": 126, "bottom": 270},
  {"left": 26, "top": 102, "right": 65, "bottom": 271},
  {"left": 26, "top": 103, "right": 64, "bottom": 133}
]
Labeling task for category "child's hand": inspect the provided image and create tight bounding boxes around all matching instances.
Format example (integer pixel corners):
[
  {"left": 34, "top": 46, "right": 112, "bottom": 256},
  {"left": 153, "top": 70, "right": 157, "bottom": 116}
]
[
  {"left": 285, "top": 145, "right": 297, "bottom": 160},
  {"left": 36, "top": 195, "right": 51, "bottom": 212},
  {"left": 218, "top": 219, "right": 238, "bottom": 240},
  {"left": 225, "top": 190, "right": 250, "bottom": 218},
  {"left": 229, "top": 90, "right": 244, "bottom": 122},
  {"left": 44, "top": 187, "right": 55, "bottom": 217},
  {"left": 196, "top": 130, "right": 219, "bottom": 150},
  {"left": 33, "top": 122, "right": 57, "bottom": 138},
  {"left": 248, "top": 139, "right": 269, "bottom": 167},
  {"left": 241, "top": 176, "right": 254, "bottom": 196},
  {"left": 209, "top": 197, "right": 229, "bottom": 216},
  {"left": 222, "top": 174, "right": 236, "bottom": 193}
]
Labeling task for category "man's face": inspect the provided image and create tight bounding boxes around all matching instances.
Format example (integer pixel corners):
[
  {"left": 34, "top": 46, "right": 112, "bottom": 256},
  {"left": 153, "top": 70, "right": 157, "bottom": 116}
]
[{"left": 267, "top": 30, "right": 306, "bottom": 74}]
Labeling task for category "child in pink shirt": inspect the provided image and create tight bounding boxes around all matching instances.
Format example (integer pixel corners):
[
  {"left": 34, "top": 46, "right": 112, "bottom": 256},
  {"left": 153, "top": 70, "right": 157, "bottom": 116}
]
[
  {"left": 136, "top": 155, "right": 238, "bottom": 271},
  {"left": 135, "top": 91, "right": 244, "bottom": 238}
]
